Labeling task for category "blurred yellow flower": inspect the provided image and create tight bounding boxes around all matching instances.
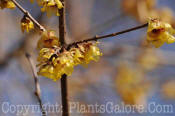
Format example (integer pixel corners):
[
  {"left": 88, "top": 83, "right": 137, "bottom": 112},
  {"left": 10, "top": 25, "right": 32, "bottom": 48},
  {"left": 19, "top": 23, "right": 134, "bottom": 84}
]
[
  {"left": 35, "top": 0, "right": 63, "bottom": 17},
  {"left": 30, "top": 0, "right": 34, "bottom": 3},
  {"left": 137, "top": 48, "right": 159, "bottom": 71},
  {"left": 147, "top": 19, "right": 175, "bottom": 47},
  {"left": 161, "top": 80, "right": 175, "bottom": 99},
  {"left": 37, "top": 30, "right": 60, "bottom": 50},
  {"left": 0, "top": 0, "right": 15, "bottom": 9},
  {"left": 122, "top": 0, "right": 157, "bottom": 23},
  {"left": 115, "top": 64, "right": 151, "bottom": 107},
  {"left": 21, "top": 16, "right": 34, "bottom": 33}
]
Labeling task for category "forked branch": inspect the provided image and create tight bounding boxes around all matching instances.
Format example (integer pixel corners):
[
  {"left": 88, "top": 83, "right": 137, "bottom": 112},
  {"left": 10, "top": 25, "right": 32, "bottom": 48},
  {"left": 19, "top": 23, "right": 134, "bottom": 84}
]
[{"left": 11, "top": 0, "right": 46, "bottom": 31}]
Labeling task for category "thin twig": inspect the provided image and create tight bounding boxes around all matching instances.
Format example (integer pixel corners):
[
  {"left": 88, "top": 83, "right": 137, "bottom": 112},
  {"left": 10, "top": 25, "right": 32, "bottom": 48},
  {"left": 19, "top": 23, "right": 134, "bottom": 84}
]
[
  {"left": 59, "top": 0, "right": 69, "bottom": 115},
  {"left": 11, "top": 0, "right": 46, "bottom": 31},
  {"left": 68, "top": 23, "right": 148, "bottom": 48},
  {"left": 25, "top": 53, "right": 46, "bottom": 116}
]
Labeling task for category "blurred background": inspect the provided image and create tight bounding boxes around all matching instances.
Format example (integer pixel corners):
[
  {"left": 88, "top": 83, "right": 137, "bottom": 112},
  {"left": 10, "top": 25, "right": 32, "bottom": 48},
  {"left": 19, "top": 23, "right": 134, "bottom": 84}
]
[{"left": 0, "top": 0, "right": 175, "bottom": 116}]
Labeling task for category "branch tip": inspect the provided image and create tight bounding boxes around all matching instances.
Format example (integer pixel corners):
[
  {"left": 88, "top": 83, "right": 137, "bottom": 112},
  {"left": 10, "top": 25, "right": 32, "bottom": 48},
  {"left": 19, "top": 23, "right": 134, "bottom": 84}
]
[{"left": 25, "top": 52, "right": 30, "bottom": 58}]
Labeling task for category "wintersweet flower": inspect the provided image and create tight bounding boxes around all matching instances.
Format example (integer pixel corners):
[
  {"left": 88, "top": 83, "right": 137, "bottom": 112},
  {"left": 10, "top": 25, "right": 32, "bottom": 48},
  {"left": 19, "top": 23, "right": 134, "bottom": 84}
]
[
  {"left": 37, "top": 30, "right": 60, "bottom": 50},
  {"left": 21, "top": 16, "right": 34, "bottom": 33},
  {"left": 38, "top": 64, "right": 58, "bottom": 81},
  {"left": 70, "top": 48, "right": 84, "bottom": 65},
  {"left": 78, "top": 42, "right": 102, "bottom": 66},
  {"left": 147, "top": 19, "right": 175, "bottom": 47},
  {"left": 0, "top": 0, "right": 15, "bottom": 9},
  {"left": 53, "top": 52, "right": 74, "bottom": 77},
  {"left": 37, "top": 47, "right": 57, "bottom": 63}
]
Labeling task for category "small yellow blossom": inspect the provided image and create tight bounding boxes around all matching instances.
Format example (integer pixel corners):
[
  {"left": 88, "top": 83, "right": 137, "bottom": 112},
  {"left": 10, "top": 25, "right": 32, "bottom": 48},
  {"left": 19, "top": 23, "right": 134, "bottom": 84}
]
[
  {"left": 53, "top": 52, "right": 74, "bottom": 77},
  {"left": 147, "top": 19, "right": 175, "bottom": 47},
  {"left": 37, "top": 30, "right": 60, "bottom": 50},
  {"left": 70, "top": 48, "right": 84, "bottom": 65},
  {"left": 38, "top": 64, "right": 58, "bottom": 81},
  {"left": 78, "top": 42, "right": 102, "bottom": 66},
  {"left": 36, "top": 0, "right": 63, "bottom": 17},
  {"left": 0, "top": 0, "right": 15, "bottom": 9},
  {"left": 37, "top": 47, "right": 57, "bottom": 63},
  {"left": 21, "top": 16, "right": 34, "bottom": 33}
]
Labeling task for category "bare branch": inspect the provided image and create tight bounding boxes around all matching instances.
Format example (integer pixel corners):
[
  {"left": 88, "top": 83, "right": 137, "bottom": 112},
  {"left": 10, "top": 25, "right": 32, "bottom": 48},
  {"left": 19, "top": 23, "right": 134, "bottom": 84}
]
[
  {"left": 25, "top": 53, "right": 46, "bottom": 116},
  {"left": 68, "top": 23, "right": 148, "bottom": 48}
]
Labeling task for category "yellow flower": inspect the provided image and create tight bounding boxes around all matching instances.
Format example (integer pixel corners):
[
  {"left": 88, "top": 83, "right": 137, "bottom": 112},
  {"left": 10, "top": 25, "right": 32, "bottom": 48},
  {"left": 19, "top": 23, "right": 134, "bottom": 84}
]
[
  {"left": 21, "top": 16, "right": 34, "bottom": 33},
  {"left": 37, "top": 47, "right": 57, "bottom": 63},
  {"left": 37, "top": 0, "right": 63, "bottom": 17},
  {"left": 78, "top": 42, "right": 102, "bottom": 66},
  {"left": 53, "top": 52, "right": 74, "bottom": 77},
  {"left": 70, "top": 48, "right": 84, "bottom": 65},
  {"left": 38, "top": 64, "right": 59, "bottom": 81},
  {"left": 37, "top": 30, "right": 60, "bottom": 50},
  {"left": 147, "top": 19, "right": 175, "bottom": 47},
  {"left": 0, "top": 0, "right": 15, "bottom": 9}
]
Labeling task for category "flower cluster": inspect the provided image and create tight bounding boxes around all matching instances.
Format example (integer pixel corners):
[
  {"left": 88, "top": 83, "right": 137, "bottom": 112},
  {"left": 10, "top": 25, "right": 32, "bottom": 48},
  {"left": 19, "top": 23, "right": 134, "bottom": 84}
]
[
  {"left": 30, "top": 0, "right": 63, "bottom": 17},
  {"left": 0, "top": 0, "right": 15, "bottom": 9},
  {"left": 21, "top": 16, "right": 34, "bottom": 33},
  {"left": 37, "top": 31, "right": 102, "bottom": 81},
  {"left": 147, "top": 19, "right": 175, "bottom": 47}
]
